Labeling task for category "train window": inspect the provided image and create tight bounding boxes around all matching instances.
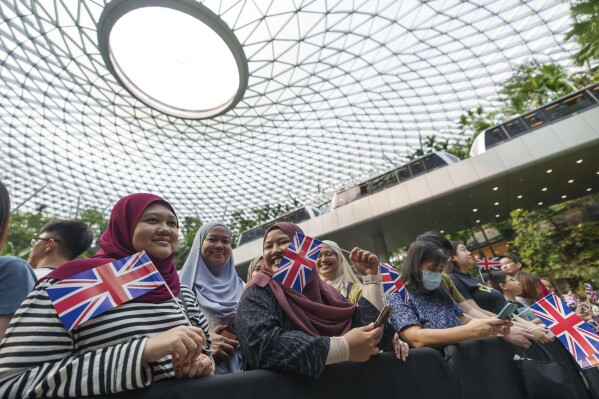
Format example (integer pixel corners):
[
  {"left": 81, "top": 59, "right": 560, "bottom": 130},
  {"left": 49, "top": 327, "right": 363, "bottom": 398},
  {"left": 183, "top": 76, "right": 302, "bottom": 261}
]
[
  {"left": 396, "top": 166, "right": 411, "bottom": 182},
  {"left": 522, "top": 111, "right": 547, "bottom": 130},
  {"left": 484, "top": 126, "right": 509, "bottom": 148},
  {"left": 295, "top": 208, "right": 311, "bottom": 224},
  {"left": 590, "top": 82, "right": 599, "bottom": 101},
  {"left": 409, "top": 160, "right": 425, "bottom": 177},
  {"left": 359, "top": 182, "right": 369, "bottom": 196},
  {"left": 333, "top": 186, "right": 361, "bottom": 208},
  {"left": 368, "top": 171, "right": 398, "bottom": 194},
  {"left": 541, "top": 92, "right": 596, "bottom": 122},
  {"left": 422, "top": 153, "right": 446, "bottom": 171},
  {"left": 502, "top": 117, "right": 528, "bottom": 138}
]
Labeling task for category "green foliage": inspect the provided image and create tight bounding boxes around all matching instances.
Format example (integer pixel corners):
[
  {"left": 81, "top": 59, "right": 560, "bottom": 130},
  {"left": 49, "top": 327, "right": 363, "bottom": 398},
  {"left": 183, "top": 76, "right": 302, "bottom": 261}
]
[
  {"left": 3, "top": 212, "right": 51, "bottom": 258},
  {"left": 78, "top": 209, "right": 108, "bottom": 257},
  {"left": 173, "top": 216, "right": 203, "bottom": 269},
  {"left": 501, "top": 62, "right": 578, "bottom": 115},
  {"left": 228, "top": 203, "right": 293, "bottom": 247},
  {"left": 566, "top": 0, "right": 599, "bottom": 67}
]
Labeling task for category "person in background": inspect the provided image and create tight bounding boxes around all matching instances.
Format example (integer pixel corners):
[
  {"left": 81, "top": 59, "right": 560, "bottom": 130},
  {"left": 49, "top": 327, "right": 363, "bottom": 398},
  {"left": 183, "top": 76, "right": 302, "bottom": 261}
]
[
  {"left": 0, "top": 179, "right": 36, "bottom": 341},
  {"left": 540, "top": 278, "right": 555, "bottom": 293},
  {"left": 316, "top": 240, "right": 363, "bottom": 304},
  {"left": 500, "top": 253, "right": 550, "bottom": 297},
  {"left": 488, "top": 271, "right": 539, "bottom": 323},
  {"left": 389, "top": 241, "right": 510, "bottom": 348},
  {"left": 28, "top": 219, "right": 94, "bottom": 279},
  {"left": 246, "top": 255, "right": 264, "bottom": 282},
  {"left": 0, "top": 193, "right": 213, "bottom": 398},
  {"left": 516, "top": 271, "right": 544, "bottom": 308},
  {"left": 180, "top": 222, "right": 244, "bottom": 374}
]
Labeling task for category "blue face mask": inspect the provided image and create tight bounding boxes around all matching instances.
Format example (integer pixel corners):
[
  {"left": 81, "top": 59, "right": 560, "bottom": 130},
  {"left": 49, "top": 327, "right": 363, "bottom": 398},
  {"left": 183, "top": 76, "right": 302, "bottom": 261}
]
[{"left": 422, "top": 271, "right": 442, "bottom": 291}]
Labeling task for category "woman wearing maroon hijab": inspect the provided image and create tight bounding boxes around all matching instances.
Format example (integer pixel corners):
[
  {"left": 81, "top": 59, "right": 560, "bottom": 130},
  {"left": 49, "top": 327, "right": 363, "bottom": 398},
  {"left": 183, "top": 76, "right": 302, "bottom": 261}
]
[
  {"left": 236, "top": 222, "right": 403, "bottom": 377},
  {"left": 0, "top": 194, "right": 214, "bottom": 398}
]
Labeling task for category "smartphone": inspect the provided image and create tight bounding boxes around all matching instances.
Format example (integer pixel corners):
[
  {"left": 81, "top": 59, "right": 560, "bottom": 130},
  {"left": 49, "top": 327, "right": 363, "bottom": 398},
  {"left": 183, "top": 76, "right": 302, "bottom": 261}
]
[
  {"left": 374, "top": 304, "right": 394, "bottom": 327},
  {"left": 496, "top": 302, "right": 518, "bottom": 320}
]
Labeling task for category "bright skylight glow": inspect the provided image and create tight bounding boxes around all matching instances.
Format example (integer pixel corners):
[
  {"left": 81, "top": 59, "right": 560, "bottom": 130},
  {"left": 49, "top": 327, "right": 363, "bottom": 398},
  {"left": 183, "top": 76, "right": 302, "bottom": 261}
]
[{"left": 109, "top": 7, "right": 239, "bottom": 113}]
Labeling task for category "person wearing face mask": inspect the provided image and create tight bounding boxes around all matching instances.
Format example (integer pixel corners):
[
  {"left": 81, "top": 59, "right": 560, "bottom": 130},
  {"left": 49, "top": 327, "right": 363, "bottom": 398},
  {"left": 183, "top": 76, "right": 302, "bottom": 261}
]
[
  {"left": 316, "top": 240, "right": 363, "bottom": 304},
  {"left": 179, "top": 222, "right": 244, "bottom": 374},
  {"left": 389, "top": 241, "right": 510, "bottom": 348}
]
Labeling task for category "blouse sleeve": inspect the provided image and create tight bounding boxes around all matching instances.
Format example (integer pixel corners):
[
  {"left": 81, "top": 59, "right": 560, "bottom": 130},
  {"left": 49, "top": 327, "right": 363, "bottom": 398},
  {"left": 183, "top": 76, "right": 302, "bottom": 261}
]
[
  {"left": 0, "top": 283, "right": 151, "bottom": 398},
  {"left": 235, "top": 285, "right": 330, "bottom": 377}
]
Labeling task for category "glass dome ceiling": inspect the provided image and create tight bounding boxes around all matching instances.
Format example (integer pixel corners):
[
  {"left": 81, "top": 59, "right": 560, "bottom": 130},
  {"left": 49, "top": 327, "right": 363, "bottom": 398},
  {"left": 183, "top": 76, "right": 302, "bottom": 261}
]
[{"left": 0, "top": 0, "right": 579, "bottom": 221}]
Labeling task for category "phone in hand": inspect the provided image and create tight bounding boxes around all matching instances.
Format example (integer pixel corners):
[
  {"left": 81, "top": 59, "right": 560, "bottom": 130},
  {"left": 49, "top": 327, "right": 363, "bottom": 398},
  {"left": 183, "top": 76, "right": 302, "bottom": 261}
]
[
  {"left": 496, "top": 302, "right": 518, "bottom": 320},
  {"left": 374, "top": 304, "right": 394, "bottom": 327}
]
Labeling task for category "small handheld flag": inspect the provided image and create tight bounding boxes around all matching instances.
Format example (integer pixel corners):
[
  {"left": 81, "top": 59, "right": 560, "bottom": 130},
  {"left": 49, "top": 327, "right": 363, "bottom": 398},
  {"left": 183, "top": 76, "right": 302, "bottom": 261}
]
[
  {"left": 47, "top": 251, "right": 165, "bottom": 331},
  {"left": 585, "top": 283, "right": 596, "bottom": 303},
  {"left": 272, "top": 232, "right": 323, "bottom": 293},
  {"left": 475, "top": 257, "right": 502, "bottom": 272},
  {"left": 380, "top": 262, "right": 409, "bottom": 302},
  {"left": 530, "top": 293, "right": 599, "bottom": 363}
]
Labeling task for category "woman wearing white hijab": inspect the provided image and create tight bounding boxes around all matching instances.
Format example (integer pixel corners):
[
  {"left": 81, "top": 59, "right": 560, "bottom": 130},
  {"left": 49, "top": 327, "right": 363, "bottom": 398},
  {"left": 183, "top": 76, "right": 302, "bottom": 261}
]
[
  {"left": 180, "top": 221, "right": 244, "bottom": 374},
  {"left": 315, "top": 240, "right": 363, "bottom": 304}
]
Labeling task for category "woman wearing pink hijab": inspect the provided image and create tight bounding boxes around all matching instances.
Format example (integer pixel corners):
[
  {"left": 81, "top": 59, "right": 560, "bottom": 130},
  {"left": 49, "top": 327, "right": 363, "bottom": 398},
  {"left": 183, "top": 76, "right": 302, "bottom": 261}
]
[
  {"left": 0, "top": 193, "right": 213, "bottom": 398},
  {"left": 236, "top": 222, "right": 407, "bottom": 377}
]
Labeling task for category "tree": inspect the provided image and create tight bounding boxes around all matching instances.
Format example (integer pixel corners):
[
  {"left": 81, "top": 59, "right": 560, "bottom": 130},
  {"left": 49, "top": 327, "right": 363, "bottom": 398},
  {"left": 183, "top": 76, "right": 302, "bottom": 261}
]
[
  {"left": 173, "top": 216, "right": 203, "bottom": 269},
  {"left": 566, "top": 0, "right": 599, "bottom": 68},
  {"left": 501, "top": 62, "right": 578, "bottom": 115},
  {"left": 78, "top": 209, "right": 108, "bottom": 258},
  {"left": 228, "top": 203, "right": 293, "bottom": 247},
  {"left": 3, "top": 212, "right": 51, "bottom": 258}
]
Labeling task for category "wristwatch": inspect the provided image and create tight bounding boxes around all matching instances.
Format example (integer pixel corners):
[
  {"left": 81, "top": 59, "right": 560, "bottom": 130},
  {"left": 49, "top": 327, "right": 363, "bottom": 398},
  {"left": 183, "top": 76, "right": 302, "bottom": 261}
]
[{"left": 362, "top": 274, "right": 381, "bottom": 284}]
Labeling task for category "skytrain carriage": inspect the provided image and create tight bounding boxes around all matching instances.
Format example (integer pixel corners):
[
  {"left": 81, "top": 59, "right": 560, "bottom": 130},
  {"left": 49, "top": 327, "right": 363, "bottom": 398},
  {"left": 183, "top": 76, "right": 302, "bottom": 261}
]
[
  {"left": 331, "top": 151, "right": 460, "bottom": 210},
  {"left": 236, "top": 205, "right": 320, "bottom": 247},
  {"left": 469, "top": 82, "right": 599, "bottom": 157}
]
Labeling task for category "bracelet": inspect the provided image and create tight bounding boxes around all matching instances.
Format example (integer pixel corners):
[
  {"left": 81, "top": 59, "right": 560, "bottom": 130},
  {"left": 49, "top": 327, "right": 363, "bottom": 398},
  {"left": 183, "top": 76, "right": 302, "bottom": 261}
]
[{"left": 363, "top": 274, "right": 381, "bottom": 284}]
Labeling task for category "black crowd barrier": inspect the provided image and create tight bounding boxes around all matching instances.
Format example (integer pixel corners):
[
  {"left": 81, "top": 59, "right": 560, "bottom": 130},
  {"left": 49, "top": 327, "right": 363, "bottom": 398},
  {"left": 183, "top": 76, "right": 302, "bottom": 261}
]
[{"left": 93, "top": 340, "right": 597, "bottom": 399}]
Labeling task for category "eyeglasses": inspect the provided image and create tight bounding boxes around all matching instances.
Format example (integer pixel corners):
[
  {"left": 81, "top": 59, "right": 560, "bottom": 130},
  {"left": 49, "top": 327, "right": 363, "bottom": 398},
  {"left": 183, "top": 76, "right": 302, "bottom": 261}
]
[
  {"left": 317, "top": 251, "right": 337, "bottom": 259},
  {"left": 499, "top": 261, "right": 514, "bottom": 267},
  {"left": 30, "top": 237, "right": 62, "bottom": 247}
]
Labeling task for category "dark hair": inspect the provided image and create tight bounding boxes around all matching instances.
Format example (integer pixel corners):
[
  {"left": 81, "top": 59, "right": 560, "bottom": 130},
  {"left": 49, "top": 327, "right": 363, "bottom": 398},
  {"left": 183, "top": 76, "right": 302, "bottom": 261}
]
[
  {"left": 0, "top": 179, "right": 10, "bottom": 251},
  {"left": 488, "top": 271, "right": 509, "bottom": 292},
  {"left": 40, "top": 220, "right": 94, "bottom": 260},
  {"left": 500, "top": 253, "right": 520, "bottom": 264},
  {"left": 517, "top": 271, "right": 542, "bottom": 301},
  {"left": 401, "top": 241, "right": 447, "bottom": 292},
  {"left": 445, "top": 241, "right": 463, "bottom": 274},
  {"left": 416, "top": 231, "right": 452, "bottom": 254}
]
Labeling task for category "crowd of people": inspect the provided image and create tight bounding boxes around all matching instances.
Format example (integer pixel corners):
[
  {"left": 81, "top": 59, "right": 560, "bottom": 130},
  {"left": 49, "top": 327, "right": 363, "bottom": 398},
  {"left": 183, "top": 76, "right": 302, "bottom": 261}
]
[{"left": 0, "top": 178, "right": 589, "bottom": 397}]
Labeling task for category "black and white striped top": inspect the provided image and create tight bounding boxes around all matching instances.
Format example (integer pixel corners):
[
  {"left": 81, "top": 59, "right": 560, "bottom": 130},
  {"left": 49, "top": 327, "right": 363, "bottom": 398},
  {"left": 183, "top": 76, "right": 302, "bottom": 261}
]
[{"left": 0, "top": 280, "right": 211, "bottom": 398}]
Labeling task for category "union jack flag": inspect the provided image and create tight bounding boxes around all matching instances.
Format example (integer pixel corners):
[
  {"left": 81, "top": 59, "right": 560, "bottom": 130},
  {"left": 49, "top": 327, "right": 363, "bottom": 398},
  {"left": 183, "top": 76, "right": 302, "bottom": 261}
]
[
  {"left": 47, "top": 251, "right": 165, "bottom": 331},
  {"left": 585, "top": 283, "right": 596, "bottom": 302},
  {"left": 272, "top": 232, "right": 323, "bottom": 293},
  {"left": 475, "top": 257, "right": 502, "bottom": 272},
  {"left": 530, "top": 293, "right": 599, "bottom": 362},
  {"left": 380, "top": 262, "right": 409, "bottom": 302},
  {"left": 579, "top": 353, "right": 599, "bottom": 369}
]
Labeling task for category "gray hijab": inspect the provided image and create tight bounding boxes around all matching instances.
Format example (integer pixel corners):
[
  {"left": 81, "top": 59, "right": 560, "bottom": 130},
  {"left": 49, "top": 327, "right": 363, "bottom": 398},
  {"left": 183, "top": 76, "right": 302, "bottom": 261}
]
[{"left": 179, "top": 221, "right": 244, "bottom": 321}]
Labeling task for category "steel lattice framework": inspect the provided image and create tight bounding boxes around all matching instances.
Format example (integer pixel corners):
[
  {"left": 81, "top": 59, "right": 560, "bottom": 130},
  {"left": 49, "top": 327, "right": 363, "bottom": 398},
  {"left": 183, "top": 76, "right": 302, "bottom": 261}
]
[{"left": 0, "top": 0, "right": 579, "bottom": 221}]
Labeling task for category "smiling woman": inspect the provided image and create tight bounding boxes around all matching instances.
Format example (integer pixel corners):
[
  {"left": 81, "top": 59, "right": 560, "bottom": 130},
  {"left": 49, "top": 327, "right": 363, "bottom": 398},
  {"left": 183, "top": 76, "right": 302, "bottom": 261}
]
[{"left": 0, "top": 193, "right": 214, "bottom": 398}]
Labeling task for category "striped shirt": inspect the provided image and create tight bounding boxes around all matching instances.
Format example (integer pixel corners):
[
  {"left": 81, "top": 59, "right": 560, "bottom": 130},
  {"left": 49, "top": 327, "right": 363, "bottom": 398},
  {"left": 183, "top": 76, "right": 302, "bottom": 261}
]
[{"left": 0, "top": 280, "right": 211, "bottom": 398}]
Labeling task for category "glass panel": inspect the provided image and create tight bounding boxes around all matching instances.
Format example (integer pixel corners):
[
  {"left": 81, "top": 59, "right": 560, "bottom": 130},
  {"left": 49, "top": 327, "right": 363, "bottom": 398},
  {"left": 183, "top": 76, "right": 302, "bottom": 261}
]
[
  {"left": 502, "top": 117, "right": 528, "bottom": 138},
  {"left": 522, "top": 111, "right": 547, "bottom": 130},
  {"left": 541, "top": 92, "right": 596, "bottom": 121},
  {"left": 409, "top": 160, "right": 425, "bottom": 177},
  {"left": 368, "top": 171, "right": 398, "bottom": 194},
  {"left": 484, "top": 126, "right": 509, "bottom": 148},
  {"left": 422, "top": 153, "right": 446, "bottom": 171},
  {"left": 396, "top": 166, "right": 411, "bottom": 182}
]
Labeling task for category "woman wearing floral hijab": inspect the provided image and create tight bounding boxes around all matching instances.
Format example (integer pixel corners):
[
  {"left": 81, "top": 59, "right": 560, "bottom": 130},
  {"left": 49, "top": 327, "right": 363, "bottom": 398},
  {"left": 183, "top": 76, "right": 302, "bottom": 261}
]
[{"left": 180, "top": 221, "right": 244, "bottom": 374}]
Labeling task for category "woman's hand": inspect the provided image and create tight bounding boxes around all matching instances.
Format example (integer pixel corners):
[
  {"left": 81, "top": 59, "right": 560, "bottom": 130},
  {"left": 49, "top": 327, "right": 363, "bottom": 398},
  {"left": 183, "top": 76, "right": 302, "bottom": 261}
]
[
  {"left": 531, "top": 327, "right": 554, "bottom": 343},
  {"left": 142, "top": 325, "right": 206, "bottom": 367},
  {"left": 464, "top": 318, "right": 510, "bottom": 340},
  {"left": 210, "top": 324, "right": 239, "bottom": 360},
  {"left": 393, "top": 332, "right": 409, "bottom": 361},
  {"left": 343, "top": 323, "right": 383, "bottom": 362},
  {"left": 501, "top": 325, "right": 533, "bottom": 349},
  {"left": 349, "top": 248, "right": 379, "bottom": 276},
  {"left": 174, "top": 353, "right": 213, "bottom": 378}
]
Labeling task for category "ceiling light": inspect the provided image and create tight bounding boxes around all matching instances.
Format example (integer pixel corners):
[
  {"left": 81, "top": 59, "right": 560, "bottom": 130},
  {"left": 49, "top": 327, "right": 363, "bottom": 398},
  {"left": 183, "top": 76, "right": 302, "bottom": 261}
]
[
  {"left": 576, "top": 159, "right": 583, "bottom": 164},
  {"left": 587, "top": 188, "right": 592, "bottom": 192},
  {"left": 476, "top": 219, "right": 480, "bottom": 223},
  {"left": 492, "top": 187, "right": 498, "bottom": 191},
  {"left": 538, "top": 202, "right": 543, "bottom": 205},
  {"left": 561, "top": 195, "right": 567, "bottom": 199},
  {"left": 517, "top": 195, "right": 523, "bottom": 199},
  {"left": 495, "top": 214, "right": 500, "bottom": 218},
  {"left": 568, "top": 179, "right": 574, "bottom": 183},
  {"left": 541, "top": 187, "right": 547, "bottom": 191},
  {"left": 546, "top": 169, "right": 552, "bottom": 174},
  {"left": 440, "top": 230, "right": 445, "bottom": 234},
  {"left": 472, "top": 208, "right": 478, "bottom": 212},
  {"left": 494, "top": 202, "right": 499, "bottom": 206}
]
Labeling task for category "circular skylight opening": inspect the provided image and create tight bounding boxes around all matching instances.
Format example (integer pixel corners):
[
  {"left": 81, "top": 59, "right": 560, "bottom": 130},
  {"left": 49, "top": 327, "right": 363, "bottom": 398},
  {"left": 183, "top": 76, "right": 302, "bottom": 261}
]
[{"left": 98, "top": 0, "right": 248, "bottom": 119}]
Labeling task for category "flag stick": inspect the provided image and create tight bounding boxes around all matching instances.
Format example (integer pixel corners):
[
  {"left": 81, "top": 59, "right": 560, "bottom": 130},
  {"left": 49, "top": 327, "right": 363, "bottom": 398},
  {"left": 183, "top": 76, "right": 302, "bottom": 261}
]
[
  {"left": 163, "top": 281, "right": 193, "bottom": 327},
  {"left": 478, "top": 267, "right": 484, "bottom": 283}
]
